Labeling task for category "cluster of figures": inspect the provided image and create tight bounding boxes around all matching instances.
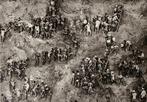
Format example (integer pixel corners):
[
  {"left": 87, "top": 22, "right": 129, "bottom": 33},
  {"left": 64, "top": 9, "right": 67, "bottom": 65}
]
[
  {"left": 26, "top": 0, "right": 67, "bottom": 39},
  {"left": 0, "top": 4, "right": 124, "bottom": 42},
  {"left": 1, "top": 59, "right": 52, "bottom": 101},
  {"left": 71, "top": 5, "right": 147, "bottom": 101},
  {"left": 130, "top": 87, "right": 147, "bottom": 102},
  {"left": 8, "top": 77, "right": 52, "bottom": 102},
  {"left": 0, "top": 1, "right": 146, "bottom": 101},
  {"left": 118, "top": 48, "right": 144, "bottom": 78},
  {"left": 0, "top": 59, "right": 30, "bottom": 82},
  {"left": 119, "top": 41, "right": 146, "bottom": 102},
  {"left": 34, "top": 47, "right": 75, "bottom": 66},
  {"left": 78, "top": 4, "right": 124, "bottom": 36},
  {"left": 0, "top": 0, "right": 67, "bottom": 42},
  {"left": 62, "top": 27, "right": 80, "bottom": 49},
  {"left": 0, "top": 46, "right": 76, "bottom": 82},
  {"left": 0, "top": 46, "right": 76, "bottom": 101},
  {"left": 71, "top": 37, "right": 146, "bottom": 100},
  {"left": 0, "top": 1, "right": 80, "bottom": 101},
  {"left": 71, "top": 55, "right": 126, "bottom": 94},
  {"left": 129, "top": 72, "right": 147, "bottom": 102},
  {"left": 71, "top": 5, "right": 125, "bottom": 94}
]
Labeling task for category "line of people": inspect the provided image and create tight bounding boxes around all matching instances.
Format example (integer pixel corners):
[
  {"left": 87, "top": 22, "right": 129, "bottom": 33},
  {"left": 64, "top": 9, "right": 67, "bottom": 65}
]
[
  {"left": 34, "top": 47, "right": 75, "bottom": 66},
  {"left": 0, "top": 46, "right": 76, "bottom": 82}
]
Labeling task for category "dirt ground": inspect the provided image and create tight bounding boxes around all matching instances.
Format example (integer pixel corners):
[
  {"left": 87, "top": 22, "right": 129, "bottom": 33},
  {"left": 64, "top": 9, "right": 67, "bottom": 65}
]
[{"left": 0, "top": 0, "right": 147, "bottom": 102}]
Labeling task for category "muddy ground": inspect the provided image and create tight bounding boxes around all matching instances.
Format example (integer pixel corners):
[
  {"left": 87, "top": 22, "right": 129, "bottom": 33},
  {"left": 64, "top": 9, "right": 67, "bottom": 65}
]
[{"left": 0, "top": 0, "right": 147, "bottom": 102}]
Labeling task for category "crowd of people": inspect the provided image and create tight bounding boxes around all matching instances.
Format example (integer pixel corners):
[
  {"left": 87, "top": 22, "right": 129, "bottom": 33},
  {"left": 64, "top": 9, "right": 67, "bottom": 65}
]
[
  {"left": 0, "top": 57, "right": 53, "bottom": 101},
  {"left": 0, "top": 46, "right": 77, "bottom": 101},
  {"left": 118, "top": 50, "right": 144, "bottom": 78},
  {"left": 0, "top": 0, "right": 66, "bottom": 40},
  {"left": 1, "top": 57, "right": 52, "bottom": 101},
  {"left": 0, "top": 0, "right": 80, "bottom": 101},
  {"left": 0, "top": 0, "right": 147, "bottom": 102},
  {"left": 71, "top": 5, "right": 147, "bottom": 102},
  {"left": 71, "top": 4, "right": 125, "bottom": 94},
  {"left": 72, "top": 38, "right": 146, "bottom": 96},
  {"left": 4, "top": 58, "right": 29, "bottom": 80},
  {"left": 79, "top": 4, "right": 124, "bottom": 36},
  {"left": 71, "top": 55, "right": 128, "bottom": 94},
  {"left": 0, "top": 58, "right": 29, "bottom": 83},
  {"left": 0, "top": 46, "right": 76, "bottom": 82},
  {"left": 9, "top": 77, "right": 52, "bottom": 101},
  {"left": 119, "top": 41, "right": 146, "bottom": 102},
  {"left": 0, "top": 0, "right": 75, "bottom": 43}
]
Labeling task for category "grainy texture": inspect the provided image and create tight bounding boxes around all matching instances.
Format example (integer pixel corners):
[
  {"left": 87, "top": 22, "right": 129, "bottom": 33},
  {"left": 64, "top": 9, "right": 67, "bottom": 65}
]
[{"left": 0, "top": 0, "right": 147, "bottom": 102}]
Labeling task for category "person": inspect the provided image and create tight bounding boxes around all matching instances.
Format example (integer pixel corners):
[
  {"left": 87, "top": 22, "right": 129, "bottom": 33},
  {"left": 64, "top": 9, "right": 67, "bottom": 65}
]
[
  {"left": 102, "top": 21, "right": 109, "bottom": 34},
  {"left": 73, "top": 39, "right": 79, "bottom": 50},
  {"left": 50, "top": 0, "right": 55, "bottom": 6},
  {"left": 34, "top": 25, "right": 40, "bottom": 38},
  {"left": 137, "top": 51, "right": 144, "bottom": 64},
  {"left": 0, "top": 28, "right": 6, "bottom": 42},
  {"left": 131, "top": 90, "right": 137, "bottom": 102},
  {"left": 120, "top": 40, "right": 127, "bottom": 51},
  {"left": 10, "top": 79, "right": 16, "bottom": 91},
  {"left": 82, "top": 18, "right": 88, "bottom": 32},
  {"left": 71, "top": 71, "right": 75, "bottom": 85},
  {"left": 15, "top": 88, "right": 21, "bottom": 101},
  {"left": 95, "top": 18, "right": 101, "bottom": 33},
  {"left": 75, "top": 79, "right": 80, "bottom": 87},
  {"left": 44, "top": 84, "right": 50, "bottom": 98},
  {"left": 140, "top": 88, "right": 147, "bottom": 102},
  {"left": 117, "top": 74, "right": 124, "bottom": 85},
  {"left": 23, "top": 80, "right": 30, "bottom": 99},
  {"left": 34, "top": 52, "right": 41, "bottom": 66},
  {"left": 88, "top": 82, "right": 93, "bottom": 94},
  {"left": 105, "top": 33, "right": 115, "bottom": 49},
  {"left": 41, "top": 51, "right": 46, "bottom": 65}
]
